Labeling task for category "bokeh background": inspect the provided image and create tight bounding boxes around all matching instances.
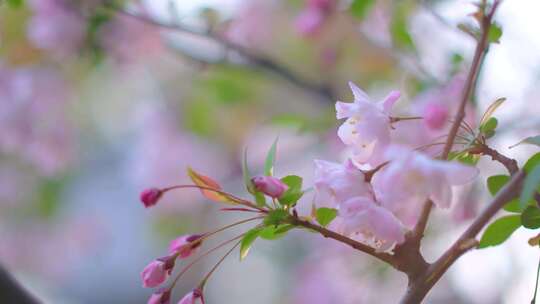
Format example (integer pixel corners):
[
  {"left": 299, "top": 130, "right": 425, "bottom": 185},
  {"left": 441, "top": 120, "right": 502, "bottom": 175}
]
[{"left": 1, "top": 0, "right": 540, "bottom": 303}]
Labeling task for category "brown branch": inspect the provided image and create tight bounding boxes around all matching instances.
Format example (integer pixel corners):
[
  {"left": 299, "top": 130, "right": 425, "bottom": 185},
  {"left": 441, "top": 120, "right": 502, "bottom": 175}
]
[
  {"left": 478, "top": 144, "right": 519, "bottom": 175},
  {"left": 103, "top": 3, "right": 336, "bottom": 104},
  {"left": 400, "top": 169, "right": 525, "bottom": 303},
  {"left": 287, "top": 216, "right": 396, "bottom": 266},
  {"left": 0, "top": 264, "right": 40, "bottom": 304},
  {"left": 412, "top": 0, "right": 500, "bottom": 241}
]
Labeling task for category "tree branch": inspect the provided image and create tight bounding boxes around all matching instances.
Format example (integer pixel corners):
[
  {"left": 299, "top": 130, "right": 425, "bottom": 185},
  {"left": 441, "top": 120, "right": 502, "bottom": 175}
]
[{"left": 478, "top": 144, "right": 519, "bottom": 175}]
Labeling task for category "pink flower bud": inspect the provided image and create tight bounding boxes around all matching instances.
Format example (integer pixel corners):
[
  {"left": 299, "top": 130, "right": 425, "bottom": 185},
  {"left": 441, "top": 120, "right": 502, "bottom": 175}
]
[
  {"left": 178, "top": 289, "right": 204, "bottom": 304},
  {"left": 141, "top": 260, "right": 169, "bottom": 288},
  {"left": 251, "top": 176, "right": 289, "bottom": 198},
  {"left": 148, "top": 289, "right": 171, "bottom": 304},
  {"left": 423, "top": 103, "right": 448, "bottom": 130},
  {"left": 140, "top": 187, "right": 163, "bottom": 208},
  {"left": 169, "top": 234, "right": 203, "bottom": 258}
]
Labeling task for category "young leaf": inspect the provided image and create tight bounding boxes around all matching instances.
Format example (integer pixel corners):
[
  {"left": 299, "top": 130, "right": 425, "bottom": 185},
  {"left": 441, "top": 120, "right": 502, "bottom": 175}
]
[
  {"left": 259, "top": 224, "right": 294, "bottom": 240},
  {"left": 254, "top": 191, "right": 267, "bottom": 207},
  {"left": 520, "top": 165, "right": 540, "bottom": 210},
  {"left": 278, "top": 175, "right": 304, "bottom": 206},
  {"left": 522, "top": 206, "right": 540, "bottom": 229},
  {"left": 243, "top": 148, "right": 255, "bottom": 194},
  {"left": 509, "top": 135, "right": 540, "bottom": 149},
  {"left": 263, "top": 209, "right": 289, "bottom": 226},
  {"left": 315, "top": 208, "right": 338, "bottom": 227},
  {"left": 264, "top": 137, "right": 279, "bottom": 176},
  {"left": 487, "top": 175, "right": 520, "bottom": 212},
  {"left": 240, "top": 227, "right": 262, "bottom": 260},
  {"left": 479, "top": 117, "right": 498, "bottom": 134},
  {"left": 479, "top": 98, "right": 505, "bottom": 127},
  {"left": 525, "top": 153, "right": 540, "bottom": 173},
  {"left": 187, "top": 167, "right": 242, "bottom": 205},
  {"left": 488, "top": 23, "right": 503, "bottom": 43},
  {"left": 350, "top": 0, "right": 376, "bottom": 20},
  {"left": 478, "top": 215, "right": 521, "bottom": 248}
]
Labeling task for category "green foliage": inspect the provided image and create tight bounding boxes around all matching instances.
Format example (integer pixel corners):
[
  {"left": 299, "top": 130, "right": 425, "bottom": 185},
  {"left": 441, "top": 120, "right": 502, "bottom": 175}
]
[
  {"left": 36, "top": 179, "right": 64, "bottom": 218},
  {"left": 480, "top": 98, "right": 505, "bottom": 127},
  {"left": 243, "top": 149, "right": 267, "bottom": 207},
  {"left": 478, "top": 215, "right": 521, "bottom": 248},
  {"left": 521, "top": 206, "right": 540, "bottom": 229},
  {"left": 525, "top": 153, "right": 540, "bottom": 173},
  {"left": 264, "top": 137, "right": 279, "bottom": 176},
  {"left": 184, "top": 99, "right": 217, "bottom": 136},
  {"left": 521, "top": 165, "right": 540, "bottom": 210},
  {"left": 487, "top": 175, "right": 520, "bottom": 212},
  {"left": 480, "top": 117, "right": 498, "bottom": 134},
  {"left": 391, "top": 2, "right": 415, "bottom": 51},
  {"left": 263, "top": 209, "right": 289, "bottom": 226},
  {"left": 488, "top": 23, "right": 503, "bottom": 44},
  {"left": 6, "top": 0, "right": 24, "bottom": 8},
  {"left": 315, "top": 207, "right": 338, "bottom": 227},
  {"left": 259, "top": 224, "right": 294, "bottom": 240},
  {"left": 449, "top": 151, "right": 480, "bottom": 166},
  {"left": 509, "top": 135, "right": 540, "bottom": 149},
  {"left": 278, "top": 175, "right": 304, "bottom": 206},
  {"left": 350, "top": 0, "right": 376, "bottom": 20},
  {"left": 240, "top": 227, "right": 262, "bottom": 260}
]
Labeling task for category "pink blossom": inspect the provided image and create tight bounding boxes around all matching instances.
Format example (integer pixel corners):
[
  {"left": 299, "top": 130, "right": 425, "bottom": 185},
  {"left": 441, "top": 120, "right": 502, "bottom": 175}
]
[
  {"left": 339, "top": 197, "right": 405, "bottom": 251},
  {"left": 313, "top": 159, "right": 372, "bottom": 208},
  {"left": 251, "top": 175, "right": 288, "bottom": 198},
  {"left": 423, "top": 102, "right": 449, "bottom": 130},
  {"left": 140, "top": 188, "right": 163, "bottom": 208},
  {"left": 169, "top": 234, "right": 203, "bottom": 258},
  {"left": 178, "top": 289, "right": 204, "bottom": 304},
  {"left": 336, "top": 82, "right": 400, "bottom": 165},
  {"left": 141, "top": 260, "right": 169, "bottom": 288},
  {"left": 148, "top": 290, "right": 171, "bottom": 304},
  {"left": 27, "top": 0, "right": 86, "bottom": 57},
  {"left": 295, "top": 7, "right": 325, "bottom": 36},
  {"left": 373, "top": 146, "right": 478, "bottom": 227}
]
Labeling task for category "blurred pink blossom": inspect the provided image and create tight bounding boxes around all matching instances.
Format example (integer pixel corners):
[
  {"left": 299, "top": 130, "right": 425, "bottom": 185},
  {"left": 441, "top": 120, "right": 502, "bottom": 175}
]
[
  {"left": 225, "top": 0, "right": 274, "bottom": 48},
  {"left": 141, "top": 260, "right": 169, "bottom": 288},
  {"left": 168, "top": 234, "right": 203, "bottom": 258},
  {"left": 178, "top": 289, "right": 204, "bottom": 304},
  {"left": 294, "top": 0, "right": 335, "bottom": 37}
]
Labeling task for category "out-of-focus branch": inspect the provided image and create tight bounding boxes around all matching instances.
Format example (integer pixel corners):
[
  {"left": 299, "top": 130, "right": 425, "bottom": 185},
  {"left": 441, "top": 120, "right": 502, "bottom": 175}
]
[
  {"left": 0, "top": 264, "right": 40, "bottom": 304},
  {"left": 104, "top": 4, "right": 337, "bottom": 104},
  {"left": 478, "top": 144, "right": 519, "bottom": 175}
]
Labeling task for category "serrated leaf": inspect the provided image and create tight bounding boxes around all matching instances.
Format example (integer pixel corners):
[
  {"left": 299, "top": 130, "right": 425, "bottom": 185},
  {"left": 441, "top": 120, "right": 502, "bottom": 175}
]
[
  {"left": 259, "top": 224, "right": 294, "bottom": 240},
  {"left": 350, "top": 0, "right": 376, "bottom": 20},
  {"left": 263, "top": 209, "right": 289, "bottom": 226},
  {"left": 521, "top": 206, "right": 540, "bottom": 229},
  {"left": 487, "top": 175, "right": 520, "bottom": 212},
  {"left": 520, "top": 165, "right": 540, "bottom": 210},
  {"left": 278, "top": 175, "right": 304, "bottom": 206},
  {"left": 480, "top": 117, "right": 498, "bottom": 133},
  {"left": 315, "top": 208, "right": 338, "bottom": 227},
  {"left": 488, "top": 23, "right": 503, "bottom": 43},
  {"left": 479, "top": 98, "right": 506, "bottom": 127},
  {"left": 240, "top": 227, "right": 262, "bottom": 260},
  {"left": 187, "top": 167, "right": 241, "bottom": 205},
  {"left": 478, "top": 215, "right": 521, "bottom": 248},
  {"left": 509, "top": 135, "right": 540, "bottom": 149},
  {"left": 264, "top": 138, "right": 279, "bottom": 176}
]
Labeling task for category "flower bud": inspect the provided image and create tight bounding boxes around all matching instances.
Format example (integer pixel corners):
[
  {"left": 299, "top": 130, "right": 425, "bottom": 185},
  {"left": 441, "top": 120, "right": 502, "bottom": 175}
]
[
  {"left": 140, "top": 188, "right": 163, "bottom": 208},
  {"left": 141, "top": 260, "right": 169, "bottom": 288},
  {"left": 148, "top": 289, "right": 171, "bottom": 304},
  {"left": 251, "top": 176, "right": 288, "bottom": 198},
  {"left": 169, "top": 234, "right": 203, "bottom": 259},
  {"left": 178, "top": 288, "right": 204, "bottom": 304},
  {"left": 423, "top": 103, "right": 448, "bottom": 130}
]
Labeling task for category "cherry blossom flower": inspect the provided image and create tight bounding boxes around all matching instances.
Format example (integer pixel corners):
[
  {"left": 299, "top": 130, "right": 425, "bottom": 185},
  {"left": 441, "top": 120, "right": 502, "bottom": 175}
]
[
  {"left": 169, "top": 234, "right": 203, "bottom": 258},
  {"left": 141, "top": 260, "right": 169, "bottom": 288},
  {"left": 372, "top": 146, "right": 478, "bottom": 227},
  {"left": 148, "top": 290, "right": 171, "bottom": 304},
  {"left": 178, "top": 289, "right": 204, "bottom": 304},
  {"left": 313, "top": 159, "right": 372, "bottom": 208},
  {"left": 251, "top": 175, "right": 288, "bottom": 198},
  {"left": 336, "top": 82, "right": 400, "bottom": 165},
  {"left": 339, "top": 196, "right": 405, "bottom": 251}
]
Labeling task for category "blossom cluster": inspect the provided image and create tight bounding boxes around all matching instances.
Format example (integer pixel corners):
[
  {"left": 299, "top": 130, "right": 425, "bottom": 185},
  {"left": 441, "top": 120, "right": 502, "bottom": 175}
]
[{"left": 313, "top": 82, "right": 478, "bottom": 250}]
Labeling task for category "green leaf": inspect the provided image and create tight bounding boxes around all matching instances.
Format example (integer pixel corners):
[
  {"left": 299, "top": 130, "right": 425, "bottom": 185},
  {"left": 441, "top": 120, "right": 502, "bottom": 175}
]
[
  {"left": 278, "top": 175, "right": 304, "bottom": 206},
  {"left": 521, "top": 206, "right": 540, "bottom": 229},
  {"left": 479, "top": 98, "right": 505, "bottom": 127},
  {"left": 350, "top": 0, "right": 376, "bottom": 20},
  {"left": 240, "top": 227, "right": 262, "bottom": 260},
  {"left": 254, "top": 191, "right": 267, "bottom": 208},
  {"left": 264, "top": 137, "right": 279, "bottom": 176},
  {"left": 259, "top": 224, "right": 294, "bottom": 240},
  {"left": 243, "top": 148, "right": 255, "bottom": 194},
  {"left": 525, "top": 153, "right": 540, "bottom": 173},
  {"left": 520, "top": 165, "right": 540, "bottom": 210},
  {"left": 390, "top": 2, "right": 415, "bottom": 51},
  {"left": 478, "top": 215, "right": 521, "bottom": 248},
  {"left": 480, "top": 117, "right": 498, "bottom": 133},
  {"left": 488, "top": 23, "right": 503, "bottom": 44},
  {"left": 315, "top": 208, "right": 338, "bottom": 227},
  {"left": 509, "top": 135, "right": 540, "bottom": 149},
  {"left": 6, "top": 0, "right": 24, "bottom": 8},
  {"left": 263, "top": 209, "right": 289, "bottom": 226},
  {"left": 487, "top": 175, "right": 520, "bottom": 212}
]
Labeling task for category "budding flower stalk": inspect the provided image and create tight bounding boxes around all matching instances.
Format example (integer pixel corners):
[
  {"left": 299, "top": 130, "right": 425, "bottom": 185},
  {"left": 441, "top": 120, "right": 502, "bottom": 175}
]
[
  {"left": 147, "top": 289, "right": 171, "bottom": 304},
  {"left": 140, "top": 187, "right": 163, "bottom": 208},
  {"left": 169, "top": 234, "right": 204, "bottom": 258},
  {"left": 178, "top": 288, "right": 205, "bottom": 304},
  {"left": 251, "top": 175, "right": 288, "bottom": 198},
  {"left": 141, "top": 259, "right": 170, "bottom": 288}
]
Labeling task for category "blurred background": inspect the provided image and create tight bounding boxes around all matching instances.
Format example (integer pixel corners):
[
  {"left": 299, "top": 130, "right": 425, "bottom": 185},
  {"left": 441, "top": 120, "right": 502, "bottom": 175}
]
[{"left": 0, "top": 0, "right": 540, "bottom": 303}]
